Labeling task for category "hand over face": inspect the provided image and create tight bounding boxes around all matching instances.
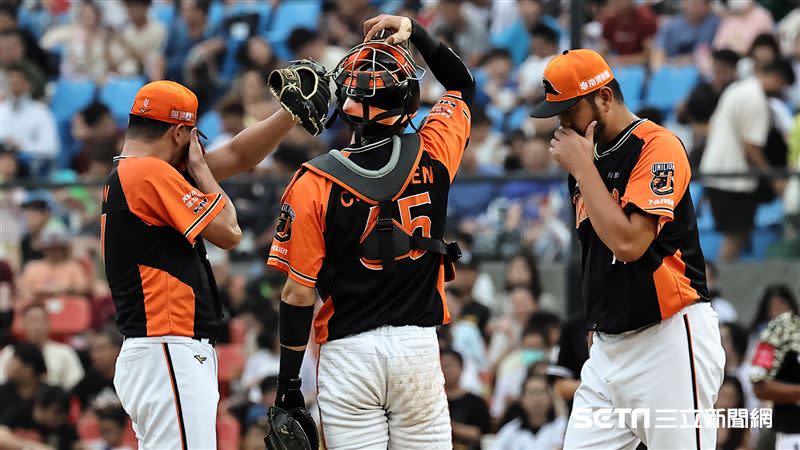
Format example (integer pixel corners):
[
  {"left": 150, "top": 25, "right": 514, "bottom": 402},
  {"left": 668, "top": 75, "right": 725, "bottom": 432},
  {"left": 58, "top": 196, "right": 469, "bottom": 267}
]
[{"left": 549, "top": 121, "right": 597, "bottom": 177}]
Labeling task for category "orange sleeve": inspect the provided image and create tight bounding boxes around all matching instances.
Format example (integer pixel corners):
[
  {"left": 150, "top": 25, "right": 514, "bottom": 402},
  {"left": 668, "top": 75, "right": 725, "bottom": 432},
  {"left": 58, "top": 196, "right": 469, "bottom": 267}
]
[
  {"left": 620, "top": 132, "right": 690, "bottom": 233},
  {"left": 119, "top": 157, "right": 225, "bottom": 244},
  {"left": 419, "top": 90, "right": 471, "bottom": 182},
  {"left": 267, "top": 172, "right": 331, "bottom": 288}
]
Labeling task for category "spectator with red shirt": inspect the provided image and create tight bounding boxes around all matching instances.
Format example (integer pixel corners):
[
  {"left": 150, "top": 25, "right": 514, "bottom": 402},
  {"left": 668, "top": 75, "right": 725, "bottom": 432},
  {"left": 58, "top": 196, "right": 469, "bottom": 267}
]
[{"left": 600, "top": 0, "right": 658, "bottom": 67}]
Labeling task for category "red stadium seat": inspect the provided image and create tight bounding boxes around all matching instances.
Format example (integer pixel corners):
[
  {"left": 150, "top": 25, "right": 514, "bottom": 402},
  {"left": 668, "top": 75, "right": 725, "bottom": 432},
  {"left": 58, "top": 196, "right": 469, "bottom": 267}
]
[
  {"left": 11, "top": 296, "right": 92, "bottom": 339},
  {"left": 216, "top": 413, "right": 241, "bottom": 450},
  {"left": 77, "top": 413, "right": 101, "bottom": 440},
  {"left": 229, "top": 318, "right": 247, "bottom": 344},
  {"left": 216, "top": 344, "right": 245, "bottom": 384}
]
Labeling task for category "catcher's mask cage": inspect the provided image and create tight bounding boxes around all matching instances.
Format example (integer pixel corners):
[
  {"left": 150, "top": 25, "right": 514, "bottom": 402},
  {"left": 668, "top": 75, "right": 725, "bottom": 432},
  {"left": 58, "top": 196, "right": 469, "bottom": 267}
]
[{"left": 328, "top": 31, "right": 425, "bottom": 142}]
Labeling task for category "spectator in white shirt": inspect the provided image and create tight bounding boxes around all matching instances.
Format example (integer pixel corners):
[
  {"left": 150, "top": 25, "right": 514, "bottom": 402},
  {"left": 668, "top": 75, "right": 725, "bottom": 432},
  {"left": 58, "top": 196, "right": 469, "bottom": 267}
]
[
  {"left": 0, "top": 303, "right": 84, "bottom": 390},
  {"left": 518, "top": 24, "right": 560, "bottom": 102},
  {"left": 0, "top": 65, "right": 59, "bottom": 166},
  {"left": 699, "top": 59, "right": 796, "bottom": 261},
  {"left": 493, "top": 374, "right": 567, "bottom": 450},
  {"left": 120, "top": 0, "right": 167, "bottom": 81}
]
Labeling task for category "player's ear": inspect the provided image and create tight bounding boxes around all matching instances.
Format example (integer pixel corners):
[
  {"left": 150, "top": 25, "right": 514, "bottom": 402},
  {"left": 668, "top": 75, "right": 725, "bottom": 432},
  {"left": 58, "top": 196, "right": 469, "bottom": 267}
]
[{"left": 597, "top": 87, "right": 614, "bottom": 113}]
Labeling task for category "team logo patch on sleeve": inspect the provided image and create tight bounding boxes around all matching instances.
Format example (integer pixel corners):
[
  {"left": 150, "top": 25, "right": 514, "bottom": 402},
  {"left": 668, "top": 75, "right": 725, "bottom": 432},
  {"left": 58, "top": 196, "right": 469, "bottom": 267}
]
[
  {"left": 649, "top": 162, "right": 675, "bottom": 196},
  {"left": 274, "top": 203, "right": 295, "bottom": 243}
]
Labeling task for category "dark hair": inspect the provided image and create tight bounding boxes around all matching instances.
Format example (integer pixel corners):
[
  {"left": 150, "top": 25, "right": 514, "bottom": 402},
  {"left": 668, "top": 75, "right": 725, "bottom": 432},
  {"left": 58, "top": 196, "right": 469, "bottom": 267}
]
[
  {"left": 440, "top": 347, "right": 464, "bottom": 367},
  {"left": 123, "top": 0, "right": 153, "bottom": 6},
  {"left": 498, "top": 374, "right": 555, "bottom": 430},
  {"left": 287, "top": 27, "right": 319, "bottom": 55},
  {"left": 635, "top": 107, "right": 663, "bottom": 124},
  {"left": 125, "top": 114, "right": 175, "bottom": 142},
  {"left": 749, "top": 284, "right": 799, "bottom": 334},
  {"left": 480, "top": 47, "right": 512, "bottom": 66},
  {"left": 0, "top": 28, "right": 22, "bottom": 39},
  {"left": 763, "top": 58, "right": 797, "bottom": 86},
  {"left": 4, "top": 63, "right": 27, "bottom": 77},
  {"left": 216, "top": 96, "right": 245, "bottom": 117},
  {"left": 81, "top": 101, "right": 112, "bottom": 127},
  {"left": 589, "top": 78, "right": 625, "bottom": 104},
  {"left": 259, "top": 375, "right": 279, "bottom": 395},
  {"left": 181, "top": 0, "right": 211, "bottom": 15},
  {"left": 530, "top": 24, "right": 558, "bottom": 45},
  {"left": 524, "top": 311, "right": 560, "bottom": 345},
  {"left": 95, "top": 406, "right": 128, "bottom": 427},
  {"left": 720, "top": 321, "right": 748, "bottom": 363},
  {"left": 11, "top": 342, "right": 47, "bottom": 376},
  {"left": 34, "top": 385, "right": 70, "bottom": 414},
  {"left": 711, "top": 49, "right": 740, "bottom": 67},
  {"left": 470, "top": 106, "right": 490, "bottom": 126},
  {"left": 505, "top": 250, "right": 543, "bottom": 298},
  {"left": 0, "top": 4, "right": 17, "bottom": 19},
  {"left": 748, "top": 33, "right": 781, "bottom": 59},
  {"left": 718, "top": 375, "right": 747, "bottom": 450},
  {"left": 95, "top": 326, "right": 123, "bottom": 348}
]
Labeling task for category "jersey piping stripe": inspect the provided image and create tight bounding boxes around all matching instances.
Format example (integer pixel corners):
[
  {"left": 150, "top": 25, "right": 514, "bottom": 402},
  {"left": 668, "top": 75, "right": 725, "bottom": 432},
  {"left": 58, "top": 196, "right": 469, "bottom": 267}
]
[
  {"left": 683, "top": 315, "right": 701, "bottom": 450},
  {"left": 162, "top": 343, "right": 188, "bottom": 450},
  {"left": 594, "top": 119, "right": 647, "bottom": 159},
  {"left": 442, "top": 93, "right": 463, "bottom": 101},
  {"left": 643, "top": 206, "right": 674, "bottom": 214},
  {"left": 183, "top": 194, "right": 222, "bottom": 238},
  {"left": 268, "top": 255, "right": 317, "bottom": 283}
]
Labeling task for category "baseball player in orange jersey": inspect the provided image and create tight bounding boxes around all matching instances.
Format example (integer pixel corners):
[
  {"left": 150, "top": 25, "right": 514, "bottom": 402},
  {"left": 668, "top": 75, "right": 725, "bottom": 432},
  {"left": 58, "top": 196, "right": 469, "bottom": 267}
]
[
  {"left": 104, "top": 67, "right": 329, "bottom": 450},
  {"left": 531, "top": 49, "right": 725, "bottom": 449},
  {"left": 264, "top": 14, "right": 474, "bottom": 450}
]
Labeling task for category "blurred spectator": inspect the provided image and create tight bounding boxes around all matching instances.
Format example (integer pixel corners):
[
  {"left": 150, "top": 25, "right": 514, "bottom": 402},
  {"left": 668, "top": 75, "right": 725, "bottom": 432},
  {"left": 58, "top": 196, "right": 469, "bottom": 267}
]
[
  {"left": 468, "top": 107, "right": 506, "bottom": 168},
  {"left": 161, "top": 0, "right": 224, "bottom": 85},
  {"left": 443, "top": 286, "right": 487, "bottom": 395},
  {"left": 713, "top": 0, "right": 775, "bottom": 56},
  {"left": 488, "top": 288, "right": 541, "bottom": 395},
  {"left": 0, "top": 342, "right": 47, "bottom": 420},
  {"left": 236, "top": 36, "right": 276, "bottom": 76},
  {"left": 0, "top": 385, "right": 77, "bottom": 450},
  {"left": 208, "top": 96, "right": 245, "bottom": 151},
  {"left": 85, "top": 405, "right": 133, "bottom": 450},
  {"left": 0, "top": 303, "right": 85, "bottom": 389},
  {"left": 490, "top": 0, "right": 561, "bottom": 66},
  {"left": 0, "top": 143, "right": 29, "bottom": 181},
  {"left": 490, "top": 310, "right": 558, "bottom": 417},
  {"left": 286, "top": 27, "right": 345, "bottom": 72},
  {"left": 72, "top": 102, "right": 121, "bottom": 149},
  {"left": 700, "top": 59, "right": 795, "bottom": 261},
  {"left": 748, "top": 284, "right": 799, "bottom": 338},
  {"left": 236, "top": 69, "right": 274, "bottom": 126},
  {"left": 738, "top": 32, "right": 782, "bottom": 78},
  {"left": 777, "top": 1, "right": 800, "bottom": 56},
  {"left": 72, "top": 137, "right": 120, "bottom": 178},
  {"left": 714, "top": 375, "right": 750, "bottom": 450},
  {"left": 240, "top": 420, "right": 269, "bottom": 450},
  {"left": 705, "top": 261, "right": 738, "bottom": 323},
  {"left": 518, "top": 24, "right": 559, "bottom": 102},
  {"left": 0, "top": 64, "right": 59, "bottom": 166},
  {"left": 40, "top": 1, "right": 139, "bottom": 83},
  {"left": 600, "top": 0, "right": 657, "bottom": 67},
  {"left": 323, "top": 0, "right": 378, "bottom": 49},
  {"left": 476, "top": 48, "right": 518, "bottom": 122},
  {"left": 680, "top": 49, "right": 740, "bottom": 166},
  {"left": 447, "top": 120, "right": 502, "bottom": 221},
  {"left": 440, "top": 348, "right": 491, "bottom": 450},
  {"left": 0, "top": 5, "right": 52, "bottom": 77},
  {"left": 0, "top": 28, "right": 47, "bottom": 100},
  {"left": 19, "top": 197, "right": 59, "bottom": 266},
  {"left": 449, "top": 254, "right": 491, "bottom": 337},
  {"left": 243, "top": 375, "right": 278, "bottom": 428},
  {"left": 0, "top": 260, "right": 14, "bottom": 346},
  {"left": 17, "top": 225, "right": 91, "bottom": 301},
  {"left": 71, "top": 327, "right": 122, "bottom": 410},
  {"left": 493, "top": 374, "right": 567, "bottom": 450},
  {"left": 749, "top": 310, "right": 800, "bottom": 449},
  {"left": 239, "top": 326, "right": 279, "bottom": 404},
  {"left": 718, "top": 321, "right": 757, "bottom": 410},
  {"left": 431, "top": 0, "right": 489, "bottom": 66},
  {"left": 546, "top": 317, "right": 588, "bottom": 412},
  {"left": 650, "top": 0, "right": 720, "bottom": 70},
  {"left": 120, "top": 0, "right": 167, "bottom": 81}
]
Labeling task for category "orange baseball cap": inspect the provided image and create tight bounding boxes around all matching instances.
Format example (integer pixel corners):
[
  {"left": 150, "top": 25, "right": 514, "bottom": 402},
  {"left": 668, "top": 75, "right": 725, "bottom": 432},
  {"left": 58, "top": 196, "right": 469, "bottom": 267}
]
[
  {"left": 530, "top": 49, "right": 615, "bottom": 118},
  {"left": 129, "top": 80, "right": 207, "bottom": 138}
]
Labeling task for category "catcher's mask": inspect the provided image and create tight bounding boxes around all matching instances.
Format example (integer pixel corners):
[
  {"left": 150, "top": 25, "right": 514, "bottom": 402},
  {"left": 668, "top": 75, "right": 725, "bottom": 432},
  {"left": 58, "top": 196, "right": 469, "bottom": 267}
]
[{"left": 328, "top": 30, "right": 424, "bottom": 142}]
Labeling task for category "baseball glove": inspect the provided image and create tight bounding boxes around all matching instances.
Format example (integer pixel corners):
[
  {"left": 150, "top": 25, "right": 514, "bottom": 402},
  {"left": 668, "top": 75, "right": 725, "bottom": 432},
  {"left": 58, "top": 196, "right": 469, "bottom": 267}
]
[
  {"left": 268, "top": 59, "right": 331, "bottom": 136},
  {"left": 263, "top": 406, "right": 318, "bottom": 450}
]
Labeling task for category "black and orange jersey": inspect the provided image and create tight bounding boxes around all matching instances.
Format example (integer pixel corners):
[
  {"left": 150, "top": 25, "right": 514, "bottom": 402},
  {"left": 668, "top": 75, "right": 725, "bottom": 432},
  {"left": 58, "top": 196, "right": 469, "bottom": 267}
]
[
  {"left": 102, "top": 155, "right": 225, "bottom": 339},
  {"left": 268, "top": 91, "right": 471, "bottom": 343},
  {"left": 569, "top": 119, "right": 709, "bottom": 334}
]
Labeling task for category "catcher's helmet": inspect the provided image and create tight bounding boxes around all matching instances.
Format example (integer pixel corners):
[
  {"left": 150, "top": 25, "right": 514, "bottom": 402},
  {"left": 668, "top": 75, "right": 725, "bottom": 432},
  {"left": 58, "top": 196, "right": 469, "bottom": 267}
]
[{"left": 329, "top": 30, "right": 424, "bottom": 141}]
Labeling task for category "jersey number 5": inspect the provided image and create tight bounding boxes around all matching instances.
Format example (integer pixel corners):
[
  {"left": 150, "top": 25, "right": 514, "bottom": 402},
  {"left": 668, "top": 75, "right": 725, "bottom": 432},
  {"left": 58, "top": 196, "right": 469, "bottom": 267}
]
[{"left": 363, "top": 192, "right": 432, "bottom": 263}]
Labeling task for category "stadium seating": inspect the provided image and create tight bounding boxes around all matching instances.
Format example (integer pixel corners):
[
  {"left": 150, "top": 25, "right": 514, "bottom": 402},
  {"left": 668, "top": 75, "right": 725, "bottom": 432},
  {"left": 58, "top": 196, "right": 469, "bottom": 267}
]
[
  {"left": 198, "top": 111, "right": 223, "bottom": 143},
  {"left": 643, "top": 65, "right": 699, "bottom": 115},
  {"left": 149, "top": 2, "right": 175, "bottom": 27},
  {"left": 216, "top": 344, "right": 245, "bottom": 384},
  {"left": 98, "top": 77, "right": 147, "bottom": 126},
  {"left": 216, "top": 413, "right": 241, "bottom": 450},
  {"left": 262, "top": 0, "right": 322, "bottom": 60},
  {"left": 11, "top": 296, "right": 92, "bottom": 340},
  {"left": 77, "top": 412, "right": 137, "bottom": 447},
  {"left": 50, "top": 79, "right": 96, "bottom": 124},
  {"left": 228, "top": 317, "right": 248, "bottom": 344},
  {"left": 612, "top": 65, "right": 646, "bottom": 113}
]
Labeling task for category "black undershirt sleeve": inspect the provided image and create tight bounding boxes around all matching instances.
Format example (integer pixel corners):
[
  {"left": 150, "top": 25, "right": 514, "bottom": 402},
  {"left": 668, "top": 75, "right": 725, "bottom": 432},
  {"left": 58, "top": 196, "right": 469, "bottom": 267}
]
[{"left": 409, "top": 19, "right": 475, "bottom": 106}]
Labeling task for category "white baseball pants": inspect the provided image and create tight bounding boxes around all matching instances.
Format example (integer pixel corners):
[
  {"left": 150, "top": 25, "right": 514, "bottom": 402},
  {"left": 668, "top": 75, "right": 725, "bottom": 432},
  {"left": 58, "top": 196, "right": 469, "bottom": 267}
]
[
  {"left": 316, "top": 325, "right": 451, "bottom": 450},
  {"left": 563, "top": 302, "right": 726, "bottom": 450},
  {"left": 114, "top": 336, "right": 220, "bottom": 450}
]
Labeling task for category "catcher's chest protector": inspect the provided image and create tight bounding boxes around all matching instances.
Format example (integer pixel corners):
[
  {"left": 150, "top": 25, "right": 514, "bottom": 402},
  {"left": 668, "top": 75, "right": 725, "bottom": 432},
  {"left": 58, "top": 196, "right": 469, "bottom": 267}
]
[{"left": 303, "top": 133, "right": 460, "bottom": 277}]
